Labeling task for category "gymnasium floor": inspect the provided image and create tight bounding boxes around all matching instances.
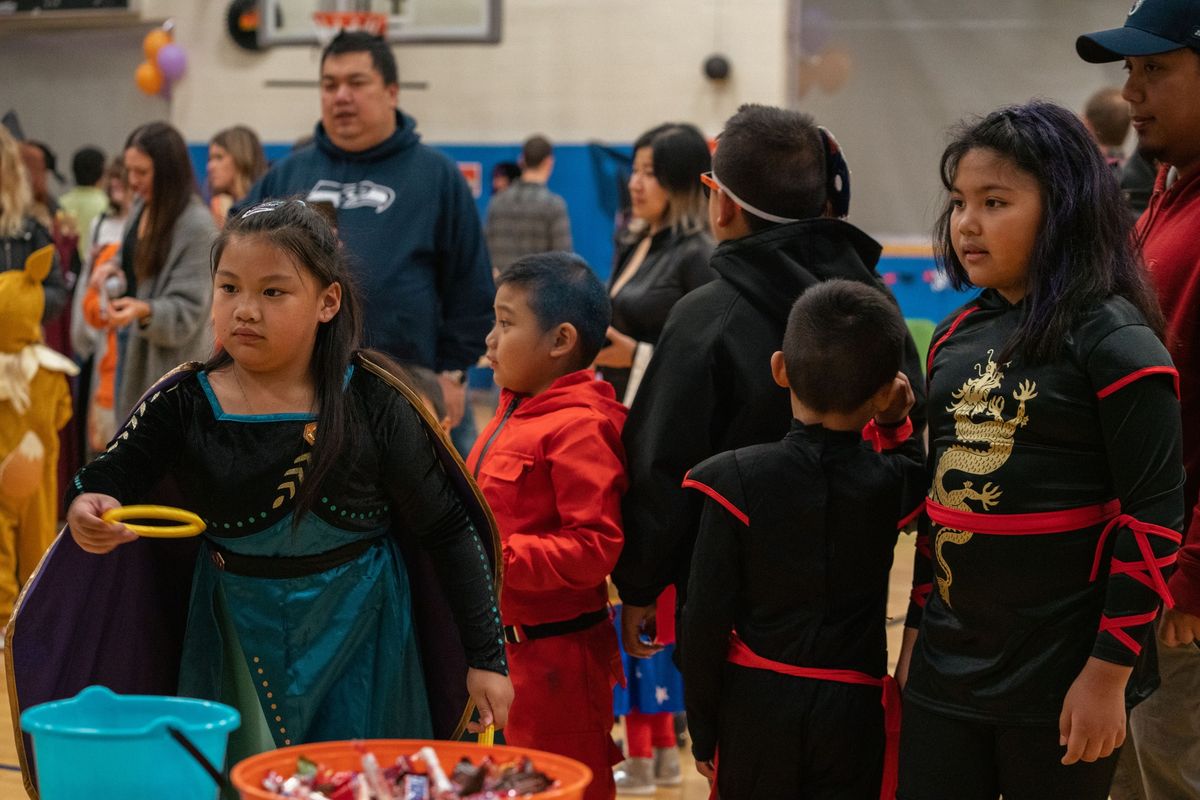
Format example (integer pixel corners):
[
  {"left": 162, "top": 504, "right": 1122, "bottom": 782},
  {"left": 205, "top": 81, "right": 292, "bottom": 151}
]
[
  {"left": 0, "top": 672, "right": 24, "bottom": 798},
  {"left": 0, "top": 536, "right": 917, "bottom": 799}
]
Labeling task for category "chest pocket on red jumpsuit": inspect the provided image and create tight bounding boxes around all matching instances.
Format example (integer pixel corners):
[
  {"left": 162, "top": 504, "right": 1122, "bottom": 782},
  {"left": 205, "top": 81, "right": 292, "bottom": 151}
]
[{"left": 477, "top": 450, "right": 534, "bottom": 520}]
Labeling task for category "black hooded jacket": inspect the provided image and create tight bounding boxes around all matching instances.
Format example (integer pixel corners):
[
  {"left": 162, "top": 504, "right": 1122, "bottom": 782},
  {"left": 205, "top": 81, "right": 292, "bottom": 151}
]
[{"left": 612, "top": 218, "right": 927, "bottom": 609}]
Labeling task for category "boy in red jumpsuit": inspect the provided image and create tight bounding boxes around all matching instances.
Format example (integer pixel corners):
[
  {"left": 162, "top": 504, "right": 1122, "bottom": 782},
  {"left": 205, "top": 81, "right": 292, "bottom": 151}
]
[{"left": 467, "top": 252, "right": 627, "bottom": 800}]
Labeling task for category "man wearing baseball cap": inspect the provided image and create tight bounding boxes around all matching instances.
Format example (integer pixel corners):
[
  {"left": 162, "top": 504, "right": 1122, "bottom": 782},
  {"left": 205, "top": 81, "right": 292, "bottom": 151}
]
[{"left": 1078, "top": 3, "right": 1200, "bottom": 798}]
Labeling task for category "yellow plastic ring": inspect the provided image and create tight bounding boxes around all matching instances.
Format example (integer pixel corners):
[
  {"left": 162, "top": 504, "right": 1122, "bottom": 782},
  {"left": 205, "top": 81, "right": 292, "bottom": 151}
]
[{"left": 101, "top": 505, "right": 206, "bottom": 538}]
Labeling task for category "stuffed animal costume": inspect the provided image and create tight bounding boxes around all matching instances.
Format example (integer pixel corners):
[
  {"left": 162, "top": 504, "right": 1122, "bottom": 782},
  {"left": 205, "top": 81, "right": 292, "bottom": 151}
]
[{"left": 0, "top": 245, "right": 78, "bottom": 628}]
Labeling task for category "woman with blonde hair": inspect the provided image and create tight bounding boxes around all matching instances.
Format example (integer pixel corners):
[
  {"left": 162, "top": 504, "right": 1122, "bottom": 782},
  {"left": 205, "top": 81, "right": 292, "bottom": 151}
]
[
  {"left": 0, "top": 126, "right": 67, "bottom": 322},
  {"left": 207, "top": 125, "right": 267, "bottom": 227}
]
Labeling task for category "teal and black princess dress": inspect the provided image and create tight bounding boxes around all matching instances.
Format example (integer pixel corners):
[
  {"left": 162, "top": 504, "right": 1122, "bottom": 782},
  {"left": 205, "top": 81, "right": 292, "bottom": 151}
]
[{"left": 8, "top": 354, "right": 506, "bottom": 789}]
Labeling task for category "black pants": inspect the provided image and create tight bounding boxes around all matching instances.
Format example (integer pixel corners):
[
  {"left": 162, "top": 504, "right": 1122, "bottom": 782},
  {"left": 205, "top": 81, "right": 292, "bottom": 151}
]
[
  {"left": 897, "top": 700, "right": 1119, "bottom": 800},
  {"left": 715, "top": 665, "right": 884, "bottom": 799}
]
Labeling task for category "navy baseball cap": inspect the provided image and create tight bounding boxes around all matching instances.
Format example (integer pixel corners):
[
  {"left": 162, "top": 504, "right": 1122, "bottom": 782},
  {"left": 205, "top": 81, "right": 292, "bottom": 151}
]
[{"left": 1077, "top": 0, "right": 1200, "bottom": 62}]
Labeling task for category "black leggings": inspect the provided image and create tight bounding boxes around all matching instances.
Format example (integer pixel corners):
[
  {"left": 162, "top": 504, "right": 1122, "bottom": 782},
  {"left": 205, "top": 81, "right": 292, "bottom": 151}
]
[{"left": 897, "top": 701, "right": 1120, "bottom": 800}]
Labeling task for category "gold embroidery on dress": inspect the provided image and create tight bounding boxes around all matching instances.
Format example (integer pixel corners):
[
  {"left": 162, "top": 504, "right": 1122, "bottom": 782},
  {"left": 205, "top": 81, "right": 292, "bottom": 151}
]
[
  {"left": 931, "top": 350, "right": 1037, "bottom": 606},
  {"left": 273, "top": 452, "right": 310, "bottom": 510}
]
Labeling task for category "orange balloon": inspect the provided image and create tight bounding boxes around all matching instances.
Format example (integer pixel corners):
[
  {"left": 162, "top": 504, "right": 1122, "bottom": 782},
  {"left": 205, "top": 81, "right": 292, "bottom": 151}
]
[
  {"left": 143, "top": 28, "right": 171, "bottom": 60},
  {"left": 817, "top": 47, "right": 853, "bottom": 94},
  {"left": 135, "top": 60, "right": 164, "bottom": 95}
]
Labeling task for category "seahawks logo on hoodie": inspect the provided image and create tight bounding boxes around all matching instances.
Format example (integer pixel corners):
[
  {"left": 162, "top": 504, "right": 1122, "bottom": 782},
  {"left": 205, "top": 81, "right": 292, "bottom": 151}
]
[{"left": 306, "top": 180, "right": 396, "bottom": 213}]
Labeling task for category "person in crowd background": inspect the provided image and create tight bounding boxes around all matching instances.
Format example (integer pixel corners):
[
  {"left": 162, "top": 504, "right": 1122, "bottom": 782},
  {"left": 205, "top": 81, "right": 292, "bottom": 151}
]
[
  {"left": 595, "top": 122, "right": 715, "bottom": 405},
  {"left": 491, "top": 161, "right": 522, "bottom": 195},
  {"left": 57, "top": 146, "right": 108, "bottom": 263},
  {"left": 19, "top": 140, "right": 60, "bottom": 231},
  {"left": 1080, "top": 86, "right": 1156, "bottom": 218},
  {"left": 0, "top": 126, "right": 66, "bottom": 324},
  {"left": 1078, "top": 2, "right": 1200, "bottom": 796},
  {"left": 90, "top": 121, "right": 215, "bottom": 417},
  {"left": 1082, "top": 86, "right": 1133, "bottom": 169},
  {"left": 239, "top": 31, "right": 494, "bottom": 457},
  {"left": 70, "top": 157, "right": 131, "bottom": 456},
  {"left": 207, "top": 125, "right": 268, "bottom": 229},
  {"left": 394, "top": 361, "right": 453, "bottom": 436},
  {"left": 484, "top": 134, "right": 573, "bottom": 275}
]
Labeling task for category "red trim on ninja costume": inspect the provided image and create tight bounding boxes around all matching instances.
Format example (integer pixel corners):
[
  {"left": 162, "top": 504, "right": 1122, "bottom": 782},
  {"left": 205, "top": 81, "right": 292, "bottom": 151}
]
[
  {"left": 1099, "top": 610, "right": 1161, "bottom": 656},
  {"left": 925, "top": 499, "right": 1181, "bottom": 655},
  {"left": 707, "top": 751, "right": 719, "bottom": 800},
  {"left": 862, "top": 417, "right": 914, "bottom": 452},
  {"left": 726, "top": 633, "right": 900, "bottom": 800},
  {"left": 915, "top": 533, "right": 932, "bottom": 559},
  {"left": 1089, "top": 514, "right": 1182, "bottom": 610},
  {"left": 911, "top": 583, "right": 932, "bottom": 608},
  {"left": 926, "top": 498, "right": 1122, "bottom": 535},
  {"left": 682, "top": 472, "right": 749, "bottom": 526},
  {"left": 926, "top": 306, "right": 979, "bottom": 376},
  {"left": 1096, "top": 366, "right": 1180, "bottom": 400},
  {"left": 898, "top": 500, "right": 925, "bottom": 531}
]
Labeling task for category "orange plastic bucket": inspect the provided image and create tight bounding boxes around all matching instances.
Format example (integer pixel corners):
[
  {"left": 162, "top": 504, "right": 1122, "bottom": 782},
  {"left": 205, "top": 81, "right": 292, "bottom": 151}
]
[{"left": 231, "top": 738, "right": 592, "bottom": 799}]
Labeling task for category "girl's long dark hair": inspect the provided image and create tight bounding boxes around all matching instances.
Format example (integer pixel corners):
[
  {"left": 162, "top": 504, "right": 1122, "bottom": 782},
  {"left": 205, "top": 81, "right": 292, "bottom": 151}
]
[
  {"left": 934, "top": 101, "right": 1164, "bottom": 362},
  {"left": 205, "top": 198, "right": 362, "bottom": 523},
  {"left": 125, "top": 122, "right": 198, "bottom": 281}
]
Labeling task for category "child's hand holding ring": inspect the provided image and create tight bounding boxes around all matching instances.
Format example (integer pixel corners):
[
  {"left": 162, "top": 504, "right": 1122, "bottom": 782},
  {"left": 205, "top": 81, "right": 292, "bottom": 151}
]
[{"left": 67, "top": 493, "right": 138, "bottom": 554}]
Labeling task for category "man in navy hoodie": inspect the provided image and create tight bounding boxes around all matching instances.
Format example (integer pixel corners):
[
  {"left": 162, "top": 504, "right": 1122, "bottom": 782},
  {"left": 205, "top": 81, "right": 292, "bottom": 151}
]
[{"left": 240, "top": 32, "right": 493, "bottom": 448}]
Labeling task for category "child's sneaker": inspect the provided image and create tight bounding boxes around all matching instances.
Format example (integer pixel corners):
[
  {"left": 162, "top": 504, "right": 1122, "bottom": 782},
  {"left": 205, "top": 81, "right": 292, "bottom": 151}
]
[
  {"left": 614, "top": 757, "right": 656, "bottom": 796},
  {"left": 653, "top": 746, "right": 682, "bottom": 786}
]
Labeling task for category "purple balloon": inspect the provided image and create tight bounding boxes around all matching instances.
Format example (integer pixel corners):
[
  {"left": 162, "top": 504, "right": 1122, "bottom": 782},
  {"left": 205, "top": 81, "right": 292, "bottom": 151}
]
[
  {"left": 156, "top": 43, "right": 187, "bottom": 82},
  {"left": 799, "top": 6, "right": 833, "bottom": 56}
]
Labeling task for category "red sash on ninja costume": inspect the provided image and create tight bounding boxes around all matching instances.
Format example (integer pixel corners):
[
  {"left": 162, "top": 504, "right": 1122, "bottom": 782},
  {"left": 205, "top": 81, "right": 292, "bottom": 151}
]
[
  {"left": 707, "top": 633, "right": 902, "bottom": 800},
  {"left": 924, "top": 498, "right": 1182, "bottom": 655}
]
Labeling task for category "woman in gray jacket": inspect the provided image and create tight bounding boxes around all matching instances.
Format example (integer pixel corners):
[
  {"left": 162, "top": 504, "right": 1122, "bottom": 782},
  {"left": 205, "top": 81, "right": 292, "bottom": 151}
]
[{"left": 94, "top": 122, "right": 215, "bottom": 417}]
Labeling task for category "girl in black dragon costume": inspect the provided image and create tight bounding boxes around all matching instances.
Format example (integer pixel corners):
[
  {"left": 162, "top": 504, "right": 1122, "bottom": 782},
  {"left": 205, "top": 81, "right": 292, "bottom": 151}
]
[{"left": 896, "top": 102, "right": 1185, "bottom": 800}]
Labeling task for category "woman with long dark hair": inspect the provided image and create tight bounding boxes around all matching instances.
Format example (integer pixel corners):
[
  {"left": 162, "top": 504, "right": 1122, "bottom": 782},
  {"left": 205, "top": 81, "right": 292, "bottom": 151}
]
[
  {"left": 595, "top": 123, "right": 715, "bottom": 405},
  {"left": 897, "top": 101, "right": 1184, "bottom": 800},
  {"left": 93, "top": 122, "right": 216, "bottom": 416}
]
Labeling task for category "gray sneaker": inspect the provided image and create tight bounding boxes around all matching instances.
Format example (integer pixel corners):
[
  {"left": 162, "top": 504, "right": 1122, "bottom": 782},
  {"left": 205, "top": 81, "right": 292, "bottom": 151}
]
[
  {"left": 614, "top": 757, "right": 656, "bottom": 796},
  {"left": 653, "top": 746, "right": 682, "bottom": 787}
]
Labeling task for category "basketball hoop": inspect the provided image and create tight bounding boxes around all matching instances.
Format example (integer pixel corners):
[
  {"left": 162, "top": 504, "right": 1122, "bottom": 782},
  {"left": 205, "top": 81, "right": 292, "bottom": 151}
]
[{"left": 312, "top": 10, "right": 389, "bottom": 45}]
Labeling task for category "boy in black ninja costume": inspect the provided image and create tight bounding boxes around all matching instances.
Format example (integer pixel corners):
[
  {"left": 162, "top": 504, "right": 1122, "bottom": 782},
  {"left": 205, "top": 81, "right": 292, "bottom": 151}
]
[{"left": 681, "top": 279, "right": 926, "bottom": 800}]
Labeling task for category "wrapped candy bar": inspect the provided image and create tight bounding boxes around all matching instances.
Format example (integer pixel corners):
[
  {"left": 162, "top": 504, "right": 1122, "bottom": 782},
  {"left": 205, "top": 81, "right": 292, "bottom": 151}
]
[{"left": 400, "top": 774, "right": 429, "bottom": 800}]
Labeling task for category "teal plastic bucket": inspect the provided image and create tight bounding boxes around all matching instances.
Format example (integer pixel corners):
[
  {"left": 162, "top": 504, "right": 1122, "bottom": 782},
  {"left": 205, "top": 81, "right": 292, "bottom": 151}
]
[{"left": 21, "top": 685, "right": 241, "bottom": 799}]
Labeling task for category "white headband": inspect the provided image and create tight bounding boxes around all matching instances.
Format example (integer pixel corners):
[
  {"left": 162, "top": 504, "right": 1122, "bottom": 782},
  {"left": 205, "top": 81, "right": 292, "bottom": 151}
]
[{"left": 710, "top": 170, "right": 801, "bottom": 225}]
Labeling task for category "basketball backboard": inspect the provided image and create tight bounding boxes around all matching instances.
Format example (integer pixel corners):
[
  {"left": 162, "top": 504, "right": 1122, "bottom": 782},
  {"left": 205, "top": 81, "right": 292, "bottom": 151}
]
[{"left": 258, "top": 0, "right": 500, "bottom": 46}]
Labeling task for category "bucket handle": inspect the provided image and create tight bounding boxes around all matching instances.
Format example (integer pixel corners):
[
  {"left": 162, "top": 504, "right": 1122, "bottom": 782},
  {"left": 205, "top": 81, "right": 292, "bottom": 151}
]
[{"left": 166, "top": 725, "right": 232, "bottom": 793}]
